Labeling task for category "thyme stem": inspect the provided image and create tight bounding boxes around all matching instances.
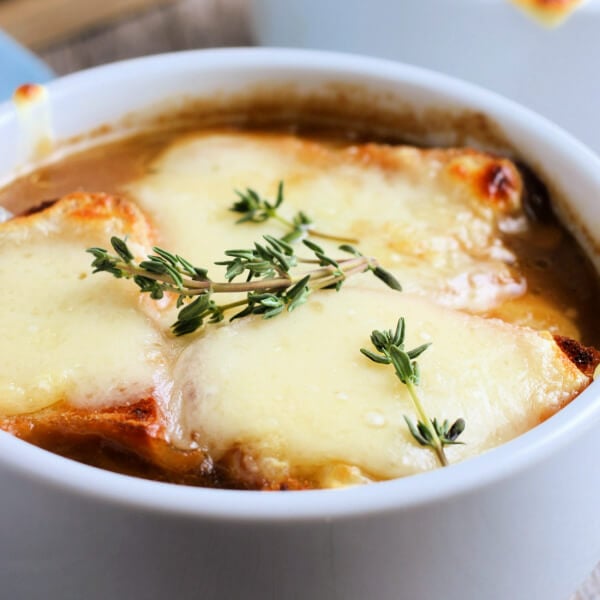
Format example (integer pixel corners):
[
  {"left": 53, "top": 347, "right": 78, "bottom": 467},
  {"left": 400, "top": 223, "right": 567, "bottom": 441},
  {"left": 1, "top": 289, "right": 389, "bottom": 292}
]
[
  {"left": 304, "top": 228, "right": 359, "bottom": 244},
  {"left": 104, "top": 260, "right": 293, "bottom": 295},
  {"left": 360, "top": 318, "right": 465, "bottom": 467},
  {"left": 231, "top": 181, "right": 359, "bottom": 245},
  {"left": 102, "top": 254, "right": 374, "bottom": 296},
  {"left": 406, "top": 381, "right": 448, "bottom": 467},
  {"left": 88, "top": 236, "right": 401, "bottom": 336}
]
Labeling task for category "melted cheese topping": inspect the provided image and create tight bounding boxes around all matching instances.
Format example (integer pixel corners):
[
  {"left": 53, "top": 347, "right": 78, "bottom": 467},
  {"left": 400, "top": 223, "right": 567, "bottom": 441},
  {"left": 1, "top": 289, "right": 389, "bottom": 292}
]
[
  {"left": 128, "top": 132, "right": 526, "bottom": 313},
  {"left": 0, "top": 194, "right": 166, "bottom": 415},
  {"left": 0, "top": 132, "right": 593, "bottom": 488},
  {"left": 173, "top": 288, "right": 588, "bottom": 485}
]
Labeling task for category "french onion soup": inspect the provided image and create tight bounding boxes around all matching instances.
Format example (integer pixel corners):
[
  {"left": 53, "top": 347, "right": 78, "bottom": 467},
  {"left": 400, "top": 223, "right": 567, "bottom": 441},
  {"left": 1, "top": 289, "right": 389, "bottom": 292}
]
[{"left": 0, "top": 116, "right": 599, "bottom": 490}]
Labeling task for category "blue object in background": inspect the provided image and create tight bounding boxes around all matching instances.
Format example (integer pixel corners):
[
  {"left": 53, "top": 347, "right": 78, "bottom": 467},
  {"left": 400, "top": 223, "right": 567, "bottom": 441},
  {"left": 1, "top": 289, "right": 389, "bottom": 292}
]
[{"left": 0, "top": 30, "right": 54, "bottom": 101}]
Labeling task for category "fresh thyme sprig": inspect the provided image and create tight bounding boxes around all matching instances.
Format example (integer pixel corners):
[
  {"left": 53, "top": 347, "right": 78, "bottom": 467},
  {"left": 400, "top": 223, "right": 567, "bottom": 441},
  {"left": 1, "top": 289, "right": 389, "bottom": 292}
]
[
  {"left": 87, "top": 236, "right": 401, "bottom": 336},
  {"left": 360, "top": 318, "right": 465, "bottom": 467},
  {"left": 230, "top": 181, "right": 359, "bottom": 244}
]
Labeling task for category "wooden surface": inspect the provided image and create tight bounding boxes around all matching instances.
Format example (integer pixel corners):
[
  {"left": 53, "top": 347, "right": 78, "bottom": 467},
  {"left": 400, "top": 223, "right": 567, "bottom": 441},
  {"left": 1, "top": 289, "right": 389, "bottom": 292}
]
[
  {"left": 0, "top": 0, "right": 177, "bottom": 50},
  {"left": 1, "top": 0, "right": 252, "bottom": 75},
  {"left": 0, "top": 0, "right": 598, "bottom": 596}
]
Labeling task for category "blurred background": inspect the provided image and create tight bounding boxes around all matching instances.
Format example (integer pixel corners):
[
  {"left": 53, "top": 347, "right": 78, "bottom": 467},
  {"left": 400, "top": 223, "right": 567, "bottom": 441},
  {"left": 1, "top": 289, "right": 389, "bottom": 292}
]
[
  {"left": 1, "top": 0, "right": 598, "bottom": 155},
  {"left": 0, "top": 0, "right": 251, "bottom": 75}
]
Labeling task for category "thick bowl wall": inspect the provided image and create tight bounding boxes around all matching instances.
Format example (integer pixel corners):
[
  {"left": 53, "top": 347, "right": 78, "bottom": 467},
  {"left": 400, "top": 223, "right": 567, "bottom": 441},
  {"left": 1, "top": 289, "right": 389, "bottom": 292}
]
[{"left": 0, "top": 48, "right": 599, "bottom": 600}]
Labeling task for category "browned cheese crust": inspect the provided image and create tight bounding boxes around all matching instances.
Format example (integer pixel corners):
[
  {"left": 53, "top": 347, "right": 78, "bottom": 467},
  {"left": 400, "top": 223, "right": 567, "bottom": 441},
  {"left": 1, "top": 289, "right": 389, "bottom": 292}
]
[{"left": 554, "top": 335, "right": 600, "bottom": 378}]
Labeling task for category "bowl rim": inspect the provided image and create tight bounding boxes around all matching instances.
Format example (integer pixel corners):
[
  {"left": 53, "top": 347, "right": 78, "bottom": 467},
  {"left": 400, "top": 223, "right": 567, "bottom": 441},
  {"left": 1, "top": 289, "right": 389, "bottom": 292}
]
[{"left": 1, "top": 46, "right": 600, "bottom": 522}]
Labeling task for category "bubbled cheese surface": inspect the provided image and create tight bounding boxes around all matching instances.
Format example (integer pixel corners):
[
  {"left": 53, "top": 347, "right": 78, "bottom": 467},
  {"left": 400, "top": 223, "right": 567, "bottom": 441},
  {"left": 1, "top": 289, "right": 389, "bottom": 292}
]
[
  {"left": 173, "top": 288, "right": 588, "bottom": 484},
  {"left": 128, "top": 132, "right": 526, "bottom": 313},
  {"left": 0, "top": 195, "right": 166, "bottom": 415}
]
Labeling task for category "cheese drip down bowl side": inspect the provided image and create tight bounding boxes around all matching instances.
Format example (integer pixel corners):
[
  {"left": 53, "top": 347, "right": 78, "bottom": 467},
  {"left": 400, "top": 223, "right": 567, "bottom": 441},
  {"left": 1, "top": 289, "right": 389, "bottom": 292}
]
[{"left": 0, "top": 49, "right": 599, "bottom": 600}]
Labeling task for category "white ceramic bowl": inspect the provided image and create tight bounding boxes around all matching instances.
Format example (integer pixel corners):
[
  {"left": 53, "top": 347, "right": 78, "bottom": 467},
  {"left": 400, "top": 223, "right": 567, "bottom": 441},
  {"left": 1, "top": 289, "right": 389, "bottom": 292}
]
[
  {"left": 1, "top": 48, "right": 599, "bottom": 600},
  {"left": 251, "top": 0, "right": 600, "bottom": 155}
]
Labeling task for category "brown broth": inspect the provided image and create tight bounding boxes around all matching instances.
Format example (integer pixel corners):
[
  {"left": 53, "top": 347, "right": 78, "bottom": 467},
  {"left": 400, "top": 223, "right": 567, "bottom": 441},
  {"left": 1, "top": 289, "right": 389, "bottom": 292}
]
[{"left": 0, "top": 130, "right": 173, "bottom": 213}]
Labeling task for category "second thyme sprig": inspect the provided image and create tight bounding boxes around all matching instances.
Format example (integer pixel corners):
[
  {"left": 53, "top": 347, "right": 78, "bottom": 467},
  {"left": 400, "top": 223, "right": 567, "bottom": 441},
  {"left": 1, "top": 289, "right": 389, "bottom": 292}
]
[
  {"left": 231, "top": 181, "right": 359, "bottom": 244},
  {"left": 360, "top": 318, "right": 465, "bottom": 467},
  {"left": 87, "top": 235, "right": 401, "bottom": 336}
]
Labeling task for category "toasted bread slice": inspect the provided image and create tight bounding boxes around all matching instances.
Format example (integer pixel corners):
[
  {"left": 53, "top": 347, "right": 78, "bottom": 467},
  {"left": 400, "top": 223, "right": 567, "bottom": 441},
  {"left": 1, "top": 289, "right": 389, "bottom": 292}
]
[
  {"left": 0, "top": 399, "right": 214, "bottom": 484},
  {"left": 128, "top": 132, "right": 527, "bottom": 315},
  {"left": 0, "top": 193, "right": 208, "bottom": 482},
  {"left": 173, "top": 288, "right": 595, "bottom": 489},
  {"left": 0, "top": 191, "right": 160, "bottom": 415}
]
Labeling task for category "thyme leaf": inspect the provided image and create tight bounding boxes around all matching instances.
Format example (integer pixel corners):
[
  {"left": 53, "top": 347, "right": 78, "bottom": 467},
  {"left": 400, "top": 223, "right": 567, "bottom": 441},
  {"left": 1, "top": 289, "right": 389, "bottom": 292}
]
[
  {"left": 87, "top": 236, "right": 400, "bottom": 336},
  {"left": 230, "top": 180, "right": 359, "bottom": 244},
  {"left": 360, "top": 318, "right": 465, "bottom": 467}
]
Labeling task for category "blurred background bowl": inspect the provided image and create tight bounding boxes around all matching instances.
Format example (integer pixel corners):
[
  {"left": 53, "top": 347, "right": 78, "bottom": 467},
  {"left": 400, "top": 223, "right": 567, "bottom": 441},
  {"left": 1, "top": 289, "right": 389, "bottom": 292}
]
[{"left": 251, "top": 0, "right": 600, "bottom": 155}]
